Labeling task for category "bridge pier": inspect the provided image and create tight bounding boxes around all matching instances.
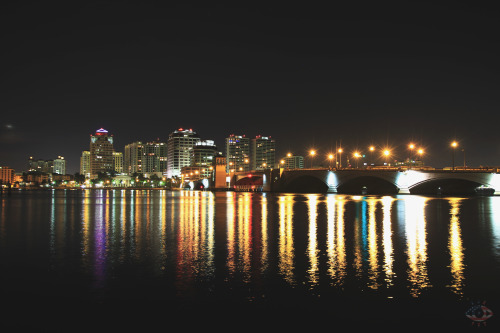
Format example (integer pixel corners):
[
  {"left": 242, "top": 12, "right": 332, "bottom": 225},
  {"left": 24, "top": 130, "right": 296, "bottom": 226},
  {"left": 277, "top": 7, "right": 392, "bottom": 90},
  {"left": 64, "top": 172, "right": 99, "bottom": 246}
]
[{"left": 327, "top": 185, "right": 337, "bottom": 193}]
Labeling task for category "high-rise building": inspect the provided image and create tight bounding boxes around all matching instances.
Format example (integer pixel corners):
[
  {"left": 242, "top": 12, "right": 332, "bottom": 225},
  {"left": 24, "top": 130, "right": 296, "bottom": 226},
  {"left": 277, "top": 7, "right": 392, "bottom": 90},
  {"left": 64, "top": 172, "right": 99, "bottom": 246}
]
[
  {"left": 143, "top": 140, "right": 167, "bottom": 175},
  {"left": 251, "top": 135, "right": 275, "bottom": 170},
  {"left": 225, "top": 134, "right": 250, "bottom": 173},
  {"left": 53, "top": 156, "right": 66, "bottom": 175},
  {"left": 113, "top": 152, "right": 123, "bottom": 174},
  {"left": 167, "top": 128, "right": 200, "bottom": 178},
  {"left": 191, "top": 140, "right": 217, "bottom": 179},
  {"left": 89, "top": 128, "right": 115, "bottom": 176},
  {"left": 80, "top": 151, "right": 91, "bottom": 178},
  {"left": 124, "top": 141, "right": 144, "bottom": 174},
  {"left": 125, "top": 140, "right": 168, "bottom": 176},
  {"left": 28, "top": 157, "right": 53, "bottom": 173}
]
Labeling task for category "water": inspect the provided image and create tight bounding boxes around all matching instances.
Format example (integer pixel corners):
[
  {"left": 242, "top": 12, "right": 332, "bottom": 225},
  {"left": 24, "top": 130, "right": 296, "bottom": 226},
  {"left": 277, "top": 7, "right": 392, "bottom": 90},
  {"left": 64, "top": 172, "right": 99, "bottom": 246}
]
[{"left": 1, "top": 189, "right": 499, "bottom": 330}]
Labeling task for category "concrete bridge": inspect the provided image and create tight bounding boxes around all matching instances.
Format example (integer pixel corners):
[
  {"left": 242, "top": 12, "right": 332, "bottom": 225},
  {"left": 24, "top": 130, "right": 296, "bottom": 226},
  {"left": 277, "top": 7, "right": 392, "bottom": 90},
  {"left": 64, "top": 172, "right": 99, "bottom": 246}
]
[{"left": 230, "top": 168, "right": 500, "bottom": 195}]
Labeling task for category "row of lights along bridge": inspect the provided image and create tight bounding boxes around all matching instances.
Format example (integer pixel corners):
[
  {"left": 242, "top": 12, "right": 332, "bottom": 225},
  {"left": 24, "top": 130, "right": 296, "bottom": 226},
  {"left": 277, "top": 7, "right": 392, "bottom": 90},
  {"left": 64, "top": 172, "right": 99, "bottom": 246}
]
[{"left": 299, "top": 141, "right": 463, "bottom": 170}]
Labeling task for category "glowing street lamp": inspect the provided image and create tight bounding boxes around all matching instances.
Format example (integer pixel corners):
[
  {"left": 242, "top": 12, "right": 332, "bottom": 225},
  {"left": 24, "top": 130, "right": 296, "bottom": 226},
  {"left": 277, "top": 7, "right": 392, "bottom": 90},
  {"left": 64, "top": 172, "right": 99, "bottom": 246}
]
[
  {"left": 353, "top": 151, "right": 361, "bottom": 168},
  {"left": 338, "top": 148, "right": 343, "bottom": 169},
  {"left": 408, "top": 143, "right": 415, "bottom": 169},
  {"left": 328, "top": 153, "right": 334, "bottom": 169},
  {"left": 383, "top": 149, "right": 390, "bottom": 166},
  {"left": 309, "top": 150, "right": 316, "bottom": 168},
  {"left": 417, "top": 148, "right": 424, "bottom": 167},
  {"left": 451, "top": 141, "right": 458, "bottom": 170}
]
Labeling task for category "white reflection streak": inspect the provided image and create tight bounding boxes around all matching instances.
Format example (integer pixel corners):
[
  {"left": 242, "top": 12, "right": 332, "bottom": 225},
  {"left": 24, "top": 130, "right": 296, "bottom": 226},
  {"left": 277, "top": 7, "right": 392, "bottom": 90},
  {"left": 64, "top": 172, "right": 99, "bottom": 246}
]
[
  {"left": 307, "top": 194, "right": 319, "bottom": 287},
  {"left": 367, "top": 197, "right": 379, "bottom": 289},
  {"left": 405, "top": 196, "right": 430, "bottom": 297},
  {"left": 381, "top": 196, "right": 395, "bottom": 287},
  {"left": 490, "top": 197, "right": 500, "bottom": 258},
  {"left": 448, "top": 198, "right": 465, "bottom": 296}
]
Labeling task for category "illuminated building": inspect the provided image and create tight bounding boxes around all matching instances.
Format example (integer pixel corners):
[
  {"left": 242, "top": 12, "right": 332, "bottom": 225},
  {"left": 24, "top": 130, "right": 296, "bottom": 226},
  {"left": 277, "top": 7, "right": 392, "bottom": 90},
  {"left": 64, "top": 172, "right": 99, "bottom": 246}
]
[
  {"left": 283, "top": 154, "right": 304, "bottom": 169},
  {"left": 251, "top": 135, "right": 275, "bottom": 170},
  {"left": 0, "top": 166, "right": 15, "bottom": 185},
  {"left": 125, "top": 140, "right": 167, "bottom": 177},
  {"left": 143, "top": 140, "right": 167, "bottom": 176},
  {"left": 113, "top": 152, "right": 123, "bottom": 174},
  {"left": 53, "top": 156, "right": 66, "bottom": 175},
  {"left": 28, "top": 157, "right": 53, "bottom": 173},
  {"left": 80, "top": 151, "right": 90, "bottom": 178},
  {"left": 28, "top": 156, "right": 66, "bottom": 175},
  {"left": 167, "top": 128, "right": 200, "bottom": 178},
  {"left": 191, "top": 140, "right": 217, "bottom": 179},
  {"left": 225, "top": 134, "right": 250, "bottom": 173},
  {"left": 89, "top": 128, "right": 115, "bottom": 176},
  {"left": 124, "top": 142, "right": 144, "bottom": 174}
]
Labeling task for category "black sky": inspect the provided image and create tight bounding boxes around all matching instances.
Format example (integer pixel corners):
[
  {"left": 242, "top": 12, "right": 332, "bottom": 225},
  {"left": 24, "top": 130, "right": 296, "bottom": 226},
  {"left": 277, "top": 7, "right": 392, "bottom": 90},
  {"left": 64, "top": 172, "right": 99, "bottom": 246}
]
[{"left": 1, "top": 1, "right": 500, "bottom": 173}]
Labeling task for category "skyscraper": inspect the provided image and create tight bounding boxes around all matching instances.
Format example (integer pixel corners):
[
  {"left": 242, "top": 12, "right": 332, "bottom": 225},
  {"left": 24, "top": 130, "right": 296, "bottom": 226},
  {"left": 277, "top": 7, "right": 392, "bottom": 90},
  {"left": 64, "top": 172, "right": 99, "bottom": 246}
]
[
  {"left": 89, "top": 128, "right": 114, "bottom": 176},
  {"left": 251, "top": 135, "right": 275, "bottom": 170},
  {"left": 167, "top": 128, "right": 200, "bottom": 178},
  {"left": 53, "top": 156, "right": 66, "bottom": 175},
  {"left": 124, "top": 141, "right": 144, "bottom": 174},
  {"left": 225, "top": 134, "right": 250, "bottom": 173},
  {"left": 191, "top": 140, "right": 217, "bottom": 179},
  {"left": 80, "top": 151, "right": 90, "bottom": 177}
]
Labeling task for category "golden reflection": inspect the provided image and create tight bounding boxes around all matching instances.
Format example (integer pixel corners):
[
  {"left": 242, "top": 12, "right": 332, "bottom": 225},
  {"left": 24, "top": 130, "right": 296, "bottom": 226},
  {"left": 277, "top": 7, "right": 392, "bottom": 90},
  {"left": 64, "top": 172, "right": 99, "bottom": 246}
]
[
  {"left": 260, "top": 194, "right": 269, "bottom": 272},
  {"left": 278, "top": 195, "right": 295, "bottom": 284},
  {"left": 448, "top": 198, "right": 465, "bottom": 296},
  {"left": 226, "top": 191, "right": 236, "bottom": 274},
  {"left": 238, "top": 192, "right": 252, "bottom": 282},
  {"left": 326, "top": 195, "right": 346, "bottom": 285},
  {"left": 306, "top": 194, "right": 319, "bottom": 287},
  {"left": 405, "top": 196, "right": 431, "bottom": 297},
  {"left": 366, "top": 197, "right": 380, "bottom": 289},
  {"left": 381, "top": 196, "right": 395, "bottom": 287}
]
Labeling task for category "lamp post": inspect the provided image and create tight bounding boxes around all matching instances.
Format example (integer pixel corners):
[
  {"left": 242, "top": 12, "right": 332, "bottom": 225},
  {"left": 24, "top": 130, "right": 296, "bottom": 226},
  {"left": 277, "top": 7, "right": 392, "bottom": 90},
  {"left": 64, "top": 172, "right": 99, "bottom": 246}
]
[
  {"left": 328, "top": 154, "right": 334, "bottom": 169},
  {"left": 338, "top": 148, "right": 343, "bottom": 169},
  {"left": 353, "top": 152, "right": 360, "bottom": 168},
  {"left": 451, "top": 141, "right": 458, "bottom": 170},
  {"left": 310, "top": 150, "right": 316, "bottom": 168},
  {"left": 417, "top": 148, "right": 424, "bottom": 168},
  {"left": 408, "top": 143, "right": 415, "bottom": 169},
  {"left": 383, "top": 149, "right": 390, "bottom": 166},
  {"left": 369, "top": 146, "right": 375, "bottom": 166}
]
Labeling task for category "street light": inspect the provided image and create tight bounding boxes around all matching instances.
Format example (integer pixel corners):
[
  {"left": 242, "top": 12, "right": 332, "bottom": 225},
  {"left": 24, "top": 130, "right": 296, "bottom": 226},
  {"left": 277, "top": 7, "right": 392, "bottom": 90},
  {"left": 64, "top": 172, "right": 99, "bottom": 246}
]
[
  {"left": 383, "top": 149, "right": 390, "bottom": 166},
  {"left": 328, "top": 153, "right": 334, "bottom": 169},
  {"left": 310, "top": 150, "right": 316, "bottom": 168},
  {"left": 451, "top": 141, "right": 458, "bottom": 170},
  {"left": 369, "top": 146, "right": 375, "bottom": 165},
  {"left": 353, "top": 151, "right": 361, "bottom": 168},
  {"left": 417, "top": 148, "right": 424, "bottom": 168},
  {"left": 408, "top": 143, "right": 415, "bottom": 169},
  {"left": 338, "top": 148, "right": 343, "bottom": 169}
]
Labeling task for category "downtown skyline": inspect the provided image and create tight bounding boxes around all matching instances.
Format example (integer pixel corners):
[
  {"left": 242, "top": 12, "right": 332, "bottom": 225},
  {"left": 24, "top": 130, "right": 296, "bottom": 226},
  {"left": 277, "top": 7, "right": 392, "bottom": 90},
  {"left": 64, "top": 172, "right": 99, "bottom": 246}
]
[{"left": 2, "top": 2, "right": 500, "bottom": 173}]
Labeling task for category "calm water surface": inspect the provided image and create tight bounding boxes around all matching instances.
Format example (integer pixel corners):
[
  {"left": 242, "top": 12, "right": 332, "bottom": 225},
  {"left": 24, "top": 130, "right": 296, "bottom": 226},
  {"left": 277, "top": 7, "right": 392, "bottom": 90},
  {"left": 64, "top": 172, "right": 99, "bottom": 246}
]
[{"left": 1, "top": 189, "right": 499, "bottom": 330}]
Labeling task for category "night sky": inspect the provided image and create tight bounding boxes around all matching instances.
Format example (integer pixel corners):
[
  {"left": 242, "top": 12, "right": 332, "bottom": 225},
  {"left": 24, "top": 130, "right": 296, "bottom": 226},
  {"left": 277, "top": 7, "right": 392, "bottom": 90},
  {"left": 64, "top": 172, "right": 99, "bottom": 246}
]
[{"left": 1, "top": 1, "right": 500, "bottom": 174}]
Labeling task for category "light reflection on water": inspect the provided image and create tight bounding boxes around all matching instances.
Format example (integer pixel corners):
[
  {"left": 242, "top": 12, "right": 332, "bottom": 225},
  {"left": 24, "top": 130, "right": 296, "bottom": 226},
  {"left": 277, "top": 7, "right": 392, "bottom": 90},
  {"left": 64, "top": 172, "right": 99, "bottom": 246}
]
[{"left": 2, "top": 189, "right": 500, "bottom": 326}]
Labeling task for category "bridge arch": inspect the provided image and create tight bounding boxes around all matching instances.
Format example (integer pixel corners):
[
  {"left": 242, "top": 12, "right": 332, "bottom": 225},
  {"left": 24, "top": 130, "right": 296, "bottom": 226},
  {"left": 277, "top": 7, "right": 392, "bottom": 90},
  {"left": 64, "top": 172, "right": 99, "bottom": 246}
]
[
  {"left": 283, "top": 175, "right": 329, "bottom": 193},
  {"left": 337, "top": 175, "right": 399, "bottom": 195},
  {"left": 409, "top": 178, "right": 484, "bottom": 195}
]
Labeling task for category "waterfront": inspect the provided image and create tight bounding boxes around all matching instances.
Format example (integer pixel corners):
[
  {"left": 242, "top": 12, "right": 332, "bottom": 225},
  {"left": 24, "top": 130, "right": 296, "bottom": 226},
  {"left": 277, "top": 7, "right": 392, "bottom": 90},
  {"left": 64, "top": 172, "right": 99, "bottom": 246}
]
[{"left": 1, "top": 189, "right": 499, "bottom": 330}]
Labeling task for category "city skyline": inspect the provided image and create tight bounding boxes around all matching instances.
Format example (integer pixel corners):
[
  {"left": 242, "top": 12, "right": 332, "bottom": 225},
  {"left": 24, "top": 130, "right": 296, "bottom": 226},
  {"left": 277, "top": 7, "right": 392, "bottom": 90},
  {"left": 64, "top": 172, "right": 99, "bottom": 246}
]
[{"left": 2, "top": 2, "right": 500, "bottom": 174}]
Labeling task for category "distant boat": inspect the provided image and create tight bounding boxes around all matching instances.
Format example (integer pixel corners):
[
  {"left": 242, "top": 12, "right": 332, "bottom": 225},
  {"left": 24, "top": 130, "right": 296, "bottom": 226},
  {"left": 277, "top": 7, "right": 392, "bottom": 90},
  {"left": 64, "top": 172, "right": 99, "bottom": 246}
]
[{"left": 475, "top": 186, "right": 495, "bottom": 196}]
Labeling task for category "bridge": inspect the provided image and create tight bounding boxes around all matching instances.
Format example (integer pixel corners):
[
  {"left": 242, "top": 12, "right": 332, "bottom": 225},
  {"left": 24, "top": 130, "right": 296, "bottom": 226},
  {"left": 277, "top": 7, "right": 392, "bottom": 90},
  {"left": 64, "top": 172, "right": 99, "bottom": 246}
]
[{"left": 227, "top": 168, "right": 500, "bottom": 195}]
